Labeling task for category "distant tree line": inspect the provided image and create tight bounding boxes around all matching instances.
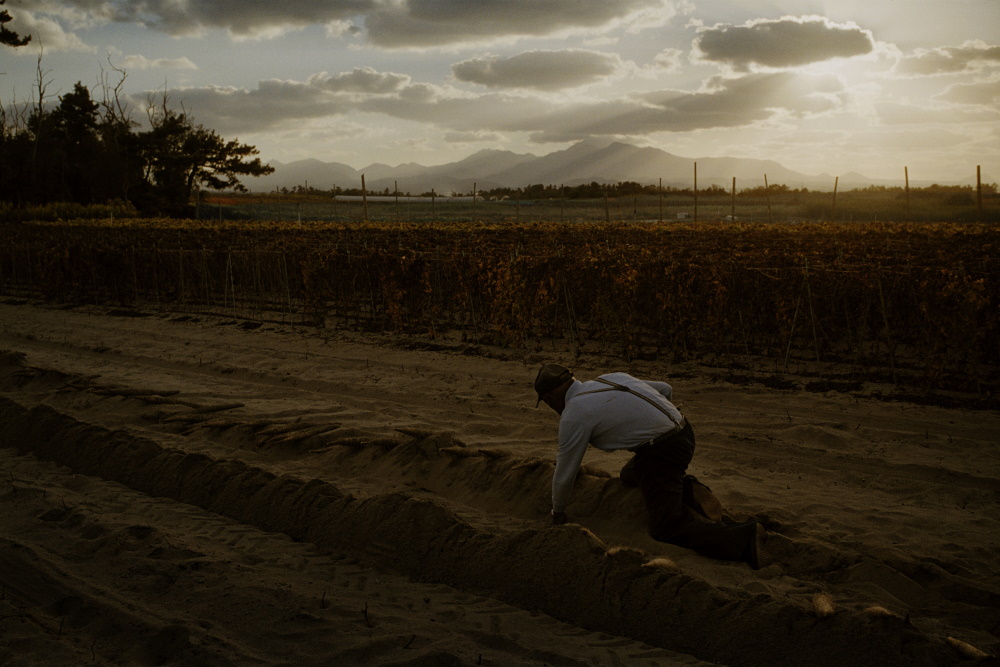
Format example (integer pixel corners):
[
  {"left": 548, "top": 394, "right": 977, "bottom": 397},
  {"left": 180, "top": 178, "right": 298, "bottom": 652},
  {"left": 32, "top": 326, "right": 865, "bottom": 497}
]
[
  {"left": 1, "top": 41, "right": 273, "bottom": 216},
  {"left": 282, "top": 181, "right": 806, "bottom": 200},
  {"left": 280, "top": 178, "right": 996, "bottom": 205}
]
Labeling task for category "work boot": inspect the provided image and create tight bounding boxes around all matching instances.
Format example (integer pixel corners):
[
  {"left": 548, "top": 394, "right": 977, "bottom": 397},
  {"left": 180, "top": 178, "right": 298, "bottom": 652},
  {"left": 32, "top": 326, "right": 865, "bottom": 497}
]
[{"left": 746, "top": 523, "right": 773, "bottom": 570}]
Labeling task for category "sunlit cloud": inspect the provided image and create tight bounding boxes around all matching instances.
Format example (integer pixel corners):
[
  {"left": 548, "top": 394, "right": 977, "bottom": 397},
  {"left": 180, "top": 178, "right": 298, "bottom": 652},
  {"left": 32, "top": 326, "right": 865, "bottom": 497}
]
[
  {"left": 4, "top": 10, "right": 95, "bottom": 54},
  {"left": 893, "top": 40, "right": 1000, "bottom": 77},
  {"left": 937, "top": 77, "right": 1000, "bottom": 107},
  {"left": 373, "top": 71, "right": 847, "bottom": 141},
  {"left": 652, "top": 48, "right": 684, "bottom": 72},
  {"left": 443, "top": 130, "right": 507, "bottom": 144},
  {"left": 140, "top": 65, "right": 854, "bottom": 145},
  {"left": 118, "top": 53, "right": 198, "bottom": 71},
  {"left": 875, "top": 101, "right": 1000, "bottom": 124},
  {"left": 309, "top": 68, "right": 411, "bottom": 94}
]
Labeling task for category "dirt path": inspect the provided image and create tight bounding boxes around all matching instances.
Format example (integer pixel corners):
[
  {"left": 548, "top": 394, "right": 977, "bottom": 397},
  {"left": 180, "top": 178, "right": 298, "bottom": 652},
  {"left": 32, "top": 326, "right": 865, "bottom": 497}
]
[{"left": 1, "top": 302, "right": 997, "bottom": 665}]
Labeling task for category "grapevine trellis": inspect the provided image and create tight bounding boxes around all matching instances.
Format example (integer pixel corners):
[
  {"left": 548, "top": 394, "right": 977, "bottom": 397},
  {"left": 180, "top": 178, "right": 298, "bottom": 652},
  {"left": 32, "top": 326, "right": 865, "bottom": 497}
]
[{"left": 1, "top": 219, "right": 996, "bottom": 392}]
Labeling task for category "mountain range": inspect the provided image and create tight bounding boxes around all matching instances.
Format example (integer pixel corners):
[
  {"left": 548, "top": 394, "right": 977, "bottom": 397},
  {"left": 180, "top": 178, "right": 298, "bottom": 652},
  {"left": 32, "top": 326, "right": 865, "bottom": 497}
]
[{"left": 249, "top": 139, "right": 971, "bottom": 195}]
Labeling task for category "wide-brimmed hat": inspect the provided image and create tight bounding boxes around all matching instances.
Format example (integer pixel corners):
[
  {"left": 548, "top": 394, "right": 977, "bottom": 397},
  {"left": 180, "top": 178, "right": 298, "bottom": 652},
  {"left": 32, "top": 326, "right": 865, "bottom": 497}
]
[{"left": 534, "top": 363, "right": 573, "bottom": 405}]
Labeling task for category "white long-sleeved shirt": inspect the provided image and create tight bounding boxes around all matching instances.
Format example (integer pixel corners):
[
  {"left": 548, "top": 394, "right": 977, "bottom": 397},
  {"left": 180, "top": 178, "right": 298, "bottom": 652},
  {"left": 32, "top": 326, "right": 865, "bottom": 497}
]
[{"left": 552, "top": 372, "right": 684, "bottom": 513}]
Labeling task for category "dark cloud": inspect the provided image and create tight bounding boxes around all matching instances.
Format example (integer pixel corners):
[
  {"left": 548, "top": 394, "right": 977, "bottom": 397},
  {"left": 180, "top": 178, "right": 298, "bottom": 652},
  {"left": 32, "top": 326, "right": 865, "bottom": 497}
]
[
  {"left": 147, "top": 80, "right": 353, "bottom": 134},
  {"left": 361, "top": 0, "right": 671, "bottom": 48},
  {"left": 694, "top": 16, "right": 874, "bottom": 70},
  {"left": 37, "top": 0, "right": 671, "bottom": 44},
  {"left": 894, "top": 42, "right": 1000, "bottom": 77},
  {"left": 452, "top": 50, "right": 621, "bottom": 90},
  {"left": 34, "top": 0, "right": 374, "bottom": 37}
]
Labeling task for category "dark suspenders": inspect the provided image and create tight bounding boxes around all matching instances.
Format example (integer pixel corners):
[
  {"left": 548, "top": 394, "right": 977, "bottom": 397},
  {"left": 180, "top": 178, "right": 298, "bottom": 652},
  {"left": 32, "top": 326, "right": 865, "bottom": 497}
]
[{"left": 577, "top": 378, "right": 682, "bottom": 426}]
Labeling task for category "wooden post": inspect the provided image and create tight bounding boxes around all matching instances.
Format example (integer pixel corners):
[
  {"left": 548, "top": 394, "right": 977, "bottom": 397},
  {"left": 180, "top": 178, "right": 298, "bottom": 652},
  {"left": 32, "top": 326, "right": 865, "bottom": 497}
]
[
  {"left": 395, "top": 180, "right": 400, "bottom": 223},
  {"left": 473, "top": 182, "right": 477, "bottom": 219},
  {"left": 361, "top": 174, "right": 369, "bottom": 222},
  {"left": 764, "top": 174, "right": 773, "bottom": 224},
  {"left": 604, "top": 186, "right": 610, "bottom": 223},
  {"left": 223, "top": 251, "right": 232, "bottom": 309},
  {"left": 977, "top": 165, "right": 983, "bottom": 222},
  {"left": 904, "top": 167, "right": 910, "bottom": 220},
  {"left": 560, "top": 184, "right": 565, "bottom": 223},
  {"left": 731, "top": 177, "right": 736, "bottom": 220},
  {"left": 202, "top": 248, "right": 211, "bottom": 309},
  {"left": 431, "top": 188, "right": 436, "bottom": 218},
  {"left": 831, "top": 176, "right": 838, "bottom": 220},
  {"left": 693, "top": 162, "right": 698, "bottom": 223},
  {"left": 658, "top": 177, "right": 663, "bottom": 223}
]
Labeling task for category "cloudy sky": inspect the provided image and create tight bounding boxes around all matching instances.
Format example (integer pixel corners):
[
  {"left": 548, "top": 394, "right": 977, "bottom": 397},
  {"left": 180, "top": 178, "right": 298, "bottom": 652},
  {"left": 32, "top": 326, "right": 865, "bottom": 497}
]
[{"left": 2, "top": 0, "right": 998, "bottom": 182}]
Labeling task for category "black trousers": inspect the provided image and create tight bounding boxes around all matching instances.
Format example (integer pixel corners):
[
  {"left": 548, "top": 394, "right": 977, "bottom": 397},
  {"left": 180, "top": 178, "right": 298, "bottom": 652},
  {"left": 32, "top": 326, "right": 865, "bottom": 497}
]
[{"left": 632, "top": 423, "right": 756, "bottom": 561}]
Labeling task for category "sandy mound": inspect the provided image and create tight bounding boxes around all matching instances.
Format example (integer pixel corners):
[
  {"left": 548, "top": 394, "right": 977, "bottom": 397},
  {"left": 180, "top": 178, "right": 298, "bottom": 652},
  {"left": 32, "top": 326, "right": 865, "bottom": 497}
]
[{"left": 0, "top": 302, "right": 997, "bottom": 666}]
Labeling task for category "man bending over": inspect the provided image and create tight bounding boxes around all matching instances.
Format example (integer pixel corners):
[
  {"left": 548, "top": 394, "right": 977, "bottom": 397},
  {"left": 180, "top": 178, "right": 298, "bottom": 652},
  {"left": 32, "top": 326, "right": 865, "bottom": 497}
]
[{"left": 534, "top": 363, "right": 771, "bottom": 569}]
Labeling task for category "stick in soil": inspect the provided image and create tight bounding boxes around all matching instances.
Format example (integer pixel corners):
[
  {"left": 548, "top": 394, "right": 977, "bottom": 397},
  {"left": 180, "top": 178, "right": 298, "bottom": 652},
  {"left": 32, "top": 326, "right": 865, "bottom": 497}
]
[
  {"left": 875, "top": 274, "right": 898, "bottom": 385},
  {"left": 783, "top": 282, "right": 804, "bottom": 372},
  {"left": 803, "top": 259, "right": 821, "bottom": 362},
  {"left": 194, "top": 402, "right": 245, "bottom": 414}
]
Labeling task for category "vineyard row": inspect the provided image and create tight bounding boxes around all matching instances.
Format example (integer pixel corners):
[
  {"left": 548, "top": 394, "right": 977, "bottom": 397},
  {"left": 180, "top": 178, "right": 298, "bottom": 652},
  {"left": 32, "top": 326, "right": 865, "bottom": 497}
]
[{"left": 1, "top": 220, "right": 996, "bottom": 393}]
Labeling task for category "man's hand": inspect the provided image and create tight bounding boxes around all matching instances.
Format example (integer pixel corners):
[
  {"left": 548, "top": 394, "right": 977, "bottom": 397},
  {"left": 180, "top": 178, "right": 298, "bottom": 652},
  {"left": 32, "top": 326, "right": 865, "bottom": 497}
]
[{"left": 551, "top": 510, "right": 568, "bottom": 525}]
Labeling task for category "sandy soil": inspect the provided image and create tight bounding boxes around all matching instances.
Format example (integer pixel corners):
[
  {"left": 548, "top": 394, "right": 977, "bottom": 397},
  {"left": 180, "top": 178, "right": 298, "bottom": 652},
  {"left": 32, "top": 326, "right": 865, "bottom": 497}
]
[{"left": 0, "top": 301, "right": 997, "bottom": 666}]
